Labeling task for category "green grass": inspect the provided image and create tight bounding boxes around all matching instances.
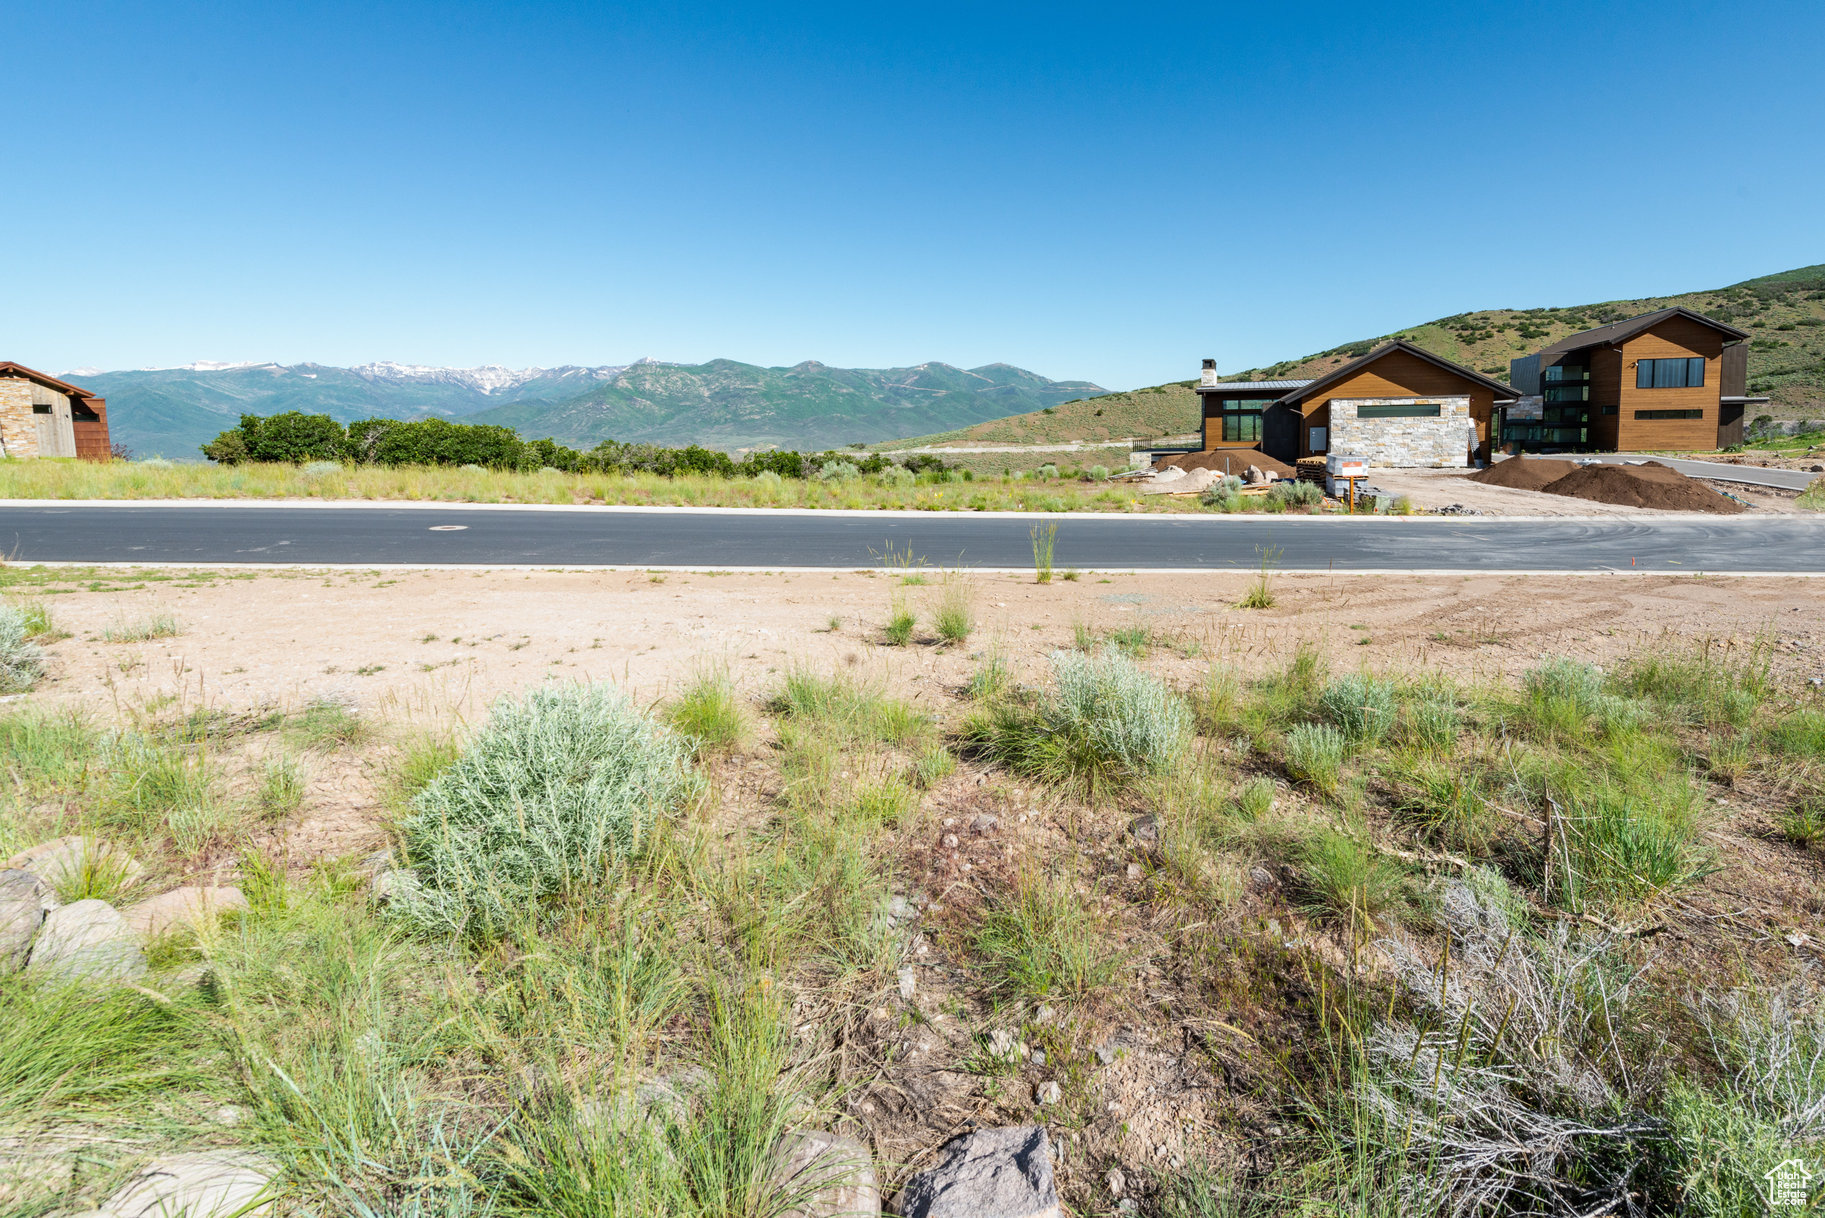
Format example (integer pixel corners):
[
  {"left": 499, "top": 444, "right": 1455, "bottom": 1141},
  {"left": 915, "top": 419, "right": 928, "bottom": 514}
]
[
  {"left": 1030, "top": 522, "right": 1057, "bottom": 583},
  {"left": 933, "top": 572, "right": 973, "bottom": 645},
  {"left": 972, "top": 869, "right": 1119, "bottom": 1002},
  {"left": 0, "top": 977, "right": 207, "bottom": 1123},
  {"left": 285, "top": 698, "right": 371, "bottom": 751},
  {"left": 768, "top": 668, "right": 928, "bottom": 745},
  {"left": 256, "top": 755, "right": 308, "bottom": 819},
  {"left": 1284, "top": 723, "right": 1347, "bottom": 795},
  {"left": 1298, "top": 827, "right": 1407, "bottom": 926},
  {"left": 1319, "top": 674, "right": 1397, "bottom": 745},
  {"left": 667, "top": 670, "right": 750, "bottom": 756},
  {"left": 883, "top": 595, "right": 916, "bottom": 646}
]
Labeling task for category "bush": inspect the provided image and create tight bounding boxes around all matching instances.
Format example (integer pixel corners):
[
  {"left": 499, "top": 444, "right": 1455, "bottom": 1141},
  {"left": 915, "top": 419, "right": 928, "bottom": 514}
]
[
  {"left": 1269, "top": 479, "right": 1323, "bottom": 508},
  {"left": 1320, "top": 674, "right": 1398, "bottom": 744},
  {"left": 817, "top": 460, "right": 861, "bottom": 481},
  {"left": 1199, "top": 476, "right": 1244, "bottom": 510},
  {"left": 369, "top": 418, "right": 529, "bottom": 469},
  {"left": 203, "top": 411, "right": 346, "bottom": 464},
  {"left": 967, "top": 649, "right": 1190, "bottom": 792},
  {"left": 1285, "top": 723, "right": 1347, "bottom": 793},
  {"left": 0, "top": 604, "right": 46, "bottom": 693},
  {"left": 298, "top": 460, "right": 343, "bottom": 477},
  {"left": 390, "top": 684, "right": 698, "bottom": 938}
]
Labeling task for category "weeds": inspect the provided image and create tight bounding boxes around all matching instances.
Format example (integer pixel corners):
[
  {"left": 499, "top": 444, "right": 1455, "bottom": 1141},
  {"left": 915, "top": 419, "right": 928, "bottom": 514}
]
[
  {"left": 883, "top": 593, "right": 916, "bottom": 646},
  {"left": 934, "top": 572, "right": 973, "bottom": 645},
  {"left": 966, "top": 649, "right": 1190, "bottom": 794},
  {"left": 668, "top": 669, "right": 750, "bottom": 755},
  {"left": 1284, "top": 723, "right": 1347, "bottom": 795},
  {"left": 973, "top": 869, "right": 1118, "bottom": 1002},
  {"left": 257, "top": 755, "right": 308, "bottom": 819},
  {"left": 1237, "top": 545, "right": 1280, "bottom": 609},
  {"left": 286, "top": 698, "right": 370, "bottom": 751},
  {"left": 101, "top": 612, "right": 181, "bottom": 642},
  {"left": 1031, "top": 523, "right": 1057, "bottom": 583},
  {"left": 0, "top": 603, "right": 46, "bottom": 693},
  {"left": 1320, "top": 674, "right": 1397, "bottom": 745}
]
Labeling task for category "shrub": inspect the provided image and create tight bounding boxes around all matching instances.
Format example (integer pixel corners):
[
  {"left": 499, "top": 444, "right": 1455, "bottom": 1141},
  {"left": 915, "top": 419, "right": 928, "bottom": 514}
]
[
  {"left": 299, "top": 460, "right": 343, "bottom": 478},
  {"left": 1199, "top": 476, "right": 1244, "bottom": 510},
  {"left": 1320, "top": 674, "right": 1398, "bottom": 745},
  {"left": 967, "top": 649, "right": 1190, "bottom": 792},
  {"left": 390, "top": 683, "right": 698, "bottom": 938},
  {"left": 369, "top": 418, "right": 528, "bottom": 469},
  {"left": 1285, "top": 722, "right": 1347, "bottom": 794},
  {"left": 202, "top": 411, "right": 346, "bottom": 463},
  {"left": 817, "top": 460, "right": 860, "bottom": 481},
  {"left": 1269, "top": 479, "right": 1323, "bottom": 508},
  {"left": 0, "top": 604, "right": 46, "bottom": 693}
]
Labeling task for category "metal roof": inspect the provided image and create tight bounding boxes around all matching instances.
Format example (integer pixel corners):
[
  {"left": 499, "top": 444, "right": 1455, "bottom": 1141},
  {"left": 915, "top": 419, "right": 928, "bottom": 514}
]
[
  {"left": 0, "top": 361, "right": 104, "bottom": 402},
  {"left": 1533, "top": 307, "right": 1750, "bottom": 357},
  {"left": 1196, "top": 379, "right": 1314, "bottom": 392}
]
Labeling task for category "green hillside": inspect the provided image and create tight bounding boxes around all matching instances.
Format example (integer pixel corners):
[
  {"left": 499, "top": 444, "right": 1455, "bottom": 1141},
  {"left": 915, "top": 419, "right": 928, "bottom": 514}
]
[
  {"left": 892, "top": 264, "right": 1825, "bottom": 449},
  {"left": 466, "top": 359, "right": 1103, "bottom": 450}
]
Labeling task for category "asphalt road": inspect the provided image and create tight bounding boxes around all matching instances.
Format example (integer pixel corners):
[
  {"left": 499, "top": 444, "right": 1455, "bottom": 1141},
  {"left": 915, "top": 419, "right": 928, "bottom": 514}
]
[
  {"left": 0, "top": 503, "right": 1822, "bottom": 572},
  {"left": 1589, "top": 454, "right": 1819, "bottom": 491}
]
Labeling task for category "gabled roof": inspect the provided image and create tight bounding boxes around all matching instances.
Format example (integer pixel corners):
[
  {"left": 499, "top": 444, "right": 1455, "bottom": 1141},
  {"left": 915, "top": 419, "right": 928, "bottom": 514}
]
[
  {"left": 1274, "top": 339, "right": 1518, "bottom": 406},
  {"left": 0, "top": 361, "right": 103, "bottom": 401},
  {"left": 1533, "top": 306, "right": 1749, "bottom": 358}
]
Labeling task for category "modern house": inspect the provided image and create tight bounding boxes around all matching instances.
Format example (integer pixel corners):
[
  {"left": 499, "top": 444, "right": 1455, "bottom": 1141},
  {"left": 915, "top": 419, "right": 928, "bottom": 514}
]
[
  {"left": 1196, "top": 340, "right": 1519, "bottom": 468},
  {"left": 0, "top": 362, "right": 111, "bottom": 459},
  {"left": 1506, "top": 307, "right": 1766, "bottom": 452}
]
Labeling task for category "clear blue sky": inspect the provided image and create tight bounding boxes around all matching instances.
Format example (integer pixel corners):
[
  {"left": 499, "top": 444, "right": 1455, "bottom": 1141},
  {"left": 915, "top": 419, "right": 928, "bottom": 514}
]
[{"left": 7, "top": 0, "right": 1822, "bottom": 389}]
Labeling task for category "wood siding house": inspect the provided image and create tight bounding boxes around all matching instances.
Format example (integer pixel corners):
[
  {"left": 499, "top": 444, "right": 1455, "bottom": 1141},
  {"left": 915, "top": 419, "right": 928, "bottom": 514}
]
[
  {"left": 0, "top": 362, "right": 111, "bottom": 459},
  {"left": 1196, "top": 342, "right": 1518, "bottom": 468},
  {"left": 1506, "top": 307, "right": 1766, "bottom": 452}
]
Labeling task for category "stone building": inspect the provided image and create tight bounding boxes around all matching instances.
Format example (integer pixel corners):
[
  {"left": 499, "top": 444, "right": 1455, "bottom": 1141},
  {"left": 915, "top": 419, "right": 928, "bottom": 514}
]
[{"left": 0, "top": 362, "right": 111, "bottom": 459}]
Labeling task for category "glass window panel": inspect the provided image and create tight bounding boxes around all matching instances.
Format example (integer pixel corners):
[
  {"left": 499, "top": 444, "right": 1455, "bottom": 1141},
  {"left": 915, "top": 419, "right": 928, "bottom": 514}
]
[
  {"left": 1688, "top": 357, "right": 1705, "bottom": 387},
  {"left": 1637, "top": 361, "right": 1653, "bottom": 388}
]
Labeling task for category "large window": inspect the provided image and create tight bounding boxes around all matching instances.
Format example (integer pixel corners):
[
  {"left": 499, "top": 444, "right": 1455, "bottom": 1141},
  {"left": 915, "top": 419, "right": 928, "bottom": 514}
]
[
  {"left": 1211, "top": 398, "right": 1273, "bottom": 443},
  {"left": 1357, "top": 402, "right": 1442, "bottom": 419},
  {"left": 1635, "top": 357, "right": 1706, "bottom": 389},
  {"left": 1635, "top": 409, "right": 1704, "bottom": 420}
]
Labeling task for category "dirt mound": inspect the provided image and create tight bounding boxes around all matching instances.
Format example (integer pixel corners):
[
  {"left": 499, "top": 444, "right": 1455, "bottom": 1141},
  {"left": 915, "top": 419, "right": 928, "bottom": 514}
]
[
  {"left": 1469, "top": 457, "right": 1580, "bottom": 492},
  {"left": 1541, "top": 461, "right": 1745, "bottom": 514},
  {"left": 1156, "top": 449, "right": 1296, "bottom": 479}
]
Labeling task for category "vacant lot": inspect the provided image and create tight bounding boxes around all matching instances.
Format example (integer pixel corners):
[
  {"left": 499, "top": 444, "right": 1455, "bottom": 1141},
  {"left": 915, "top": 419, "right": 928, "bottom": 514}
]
[{"left": 2, "top": 564, "right": 1822, "bottom": 1216}]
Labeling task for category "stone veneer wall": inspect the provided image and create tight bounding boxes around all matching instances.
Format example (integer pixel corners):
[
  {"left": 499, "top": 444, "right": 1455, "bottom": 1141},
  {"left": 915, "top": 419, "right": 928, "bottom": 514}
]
[
  {"left": 0, "top": 379, "right": 41, "bottom": 458},
  {"left": 1328, "top": 395, "right": 1471, "bottom": 468}
]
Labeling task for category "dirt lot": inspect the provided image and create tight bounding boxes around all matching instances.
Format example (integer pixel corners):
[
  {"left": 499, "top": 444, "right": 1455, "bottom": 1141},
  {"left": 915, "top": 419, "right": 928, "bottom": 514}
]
[
  {"left": 1364, "top": 465, "right": 1809, "bottom": 515},
  {"left": 21, "top": 564, "right": 1822, "bottom": 729}
]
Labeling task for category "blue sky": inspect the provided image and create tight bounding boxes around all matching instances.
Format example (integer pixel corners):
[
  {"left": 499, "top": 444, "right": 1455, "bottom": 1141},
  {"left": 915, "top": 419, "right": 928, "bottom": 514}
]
[{"left": 7, "top": 0, "right": 1822, "bottom": 389}]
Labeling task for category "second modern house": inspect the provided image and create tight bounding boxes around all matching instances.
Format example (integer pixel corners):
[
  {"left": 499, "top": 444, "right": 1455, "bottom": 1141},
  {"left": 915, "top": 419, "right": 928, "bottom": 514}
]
[
  {"left": 0, "top": 362, "right": 111, "bottom": 459},
  {"left": 1196, "top": 340, "right": 1519, "bottom": 468},
  {"left": 1506, "top": 307, "right": 1767, "bottom": 452}
]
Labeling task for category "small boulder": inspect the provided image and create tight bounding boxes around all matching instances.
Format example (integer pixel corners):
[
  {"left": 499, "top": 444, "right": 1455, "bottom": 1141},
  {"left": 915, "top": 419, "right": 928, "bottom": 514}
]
[
  {"left": 1244, "top": 465, "right": 1265, "bottom": 485},
  {"left": 0, "top": 869, "right": 56, "bottom": 973},
  {"left": 1127, "top": 814, "right": 1161, "bottom": 848},
  {"left": 895, "top": 1125, "right": 1060, "bottom": 1218},
  {"left": 25, "top": 900, "right": 146, "bottom": 983},
  {"left": 89, "top": 1150, "right": 275, "bottom": 1217},
  {"left": 122, "top": 886, "right": 248, "bottom": 940},
  {"left": 767, "top": 1130, "right": 880, "bottom": 1218},
  {"left": 5, "top": 837, "right": 143, "bottom": 895}
]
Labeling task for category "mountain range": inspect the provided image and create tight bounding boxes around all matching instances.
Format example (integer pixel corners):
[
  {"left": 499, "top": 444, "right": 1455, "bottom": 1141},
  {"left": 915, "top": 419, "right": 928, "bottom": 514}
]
[{"left": 69, "top": 359, "right": 1105, "bottom": 459}]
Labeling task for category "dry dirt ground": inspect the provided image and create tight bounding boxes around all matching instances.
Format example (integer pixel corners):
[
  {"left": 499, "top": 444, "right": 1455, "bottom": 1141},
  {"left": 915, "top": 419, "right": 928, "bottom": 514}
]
[
  {"left": 20, "top": 564, "right": 1825, "bottom": 863},
  {"left": 12, "top": 564, "right": 1825, "bottom": 1205}
]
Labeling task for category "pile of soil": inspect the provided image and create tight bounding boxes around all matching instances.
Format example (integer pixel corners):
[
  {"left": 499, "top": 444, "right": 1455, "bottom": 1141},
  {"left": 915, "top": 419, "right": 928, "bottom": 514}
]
[
  {"left": 1542, "top": 461, "right": 1745, "bottom": 514},
  {"left": 1472, "top": 456, "right": 1744, "bottom": 514},
  {"left": 1469, "top": 457, "right": 1580, "bottom": 491},
  {"left": 1156, "top": 448, "right": 1297, "bottom": 479}
]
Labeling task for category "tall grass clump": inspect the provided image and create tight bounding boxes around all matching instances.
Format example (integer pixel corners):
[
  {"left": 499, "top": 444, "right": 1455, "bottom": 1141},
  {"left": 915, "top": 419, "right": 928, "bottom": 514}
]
[
  {"left": 1299, "top": 827, "right": 1406, "bottom": 925},
  {"left": 1237, "top": 545, "right": 1280, "bottom": 609},
  {"left": 390, "top": 683, "right": 699, "bottom": 938},
  {"left": 1320, "top": 674, "right": 1398, "bottom": 745},
  {"left": 1269, "top": 479, "right": 1323, "bottom": 509},
  {"left": 0, "top": 978, "right": 205, "bottom": 1123},
  {"left": 769, "top": 668, "right": 927, "bottom": 745},
  {"left": 883, "top": 592, "right": 916, "bottom": 646},
  {"left": 973, "top": 869, "right": 1118, "bottom": 1001},
  {"left": 1616, "top": 639, "right": 1771, "bottom": 728},
  {"left": 1771, "top": 707, "right": 1825, "bottom": 760},
  {"left": 934, "top": 571, "right": 974, "bottom": 645},
  {"left": 667, "top": 669, "right": 749, "bottom": 755},
  {"left": 0, "top": 603, "right": 46, "bottom": 693},
  {"left": 1030, "top": 522, "right": 1057, "bottom": 583},
  {"left": 967, "top": 649, "right": 1190, "bottom": 793},
  {"left": 1284, "top": 723, "right": 1347, "bottom": 795}
]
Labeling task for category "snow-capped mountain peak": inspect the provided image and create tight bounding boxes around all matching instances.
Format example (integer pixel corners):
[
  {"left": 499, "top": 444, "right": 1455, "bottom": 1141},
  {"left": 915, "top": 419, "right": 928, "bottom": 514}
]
[{"left": 351, "top": 362, "right": 629, "bottom": 394}]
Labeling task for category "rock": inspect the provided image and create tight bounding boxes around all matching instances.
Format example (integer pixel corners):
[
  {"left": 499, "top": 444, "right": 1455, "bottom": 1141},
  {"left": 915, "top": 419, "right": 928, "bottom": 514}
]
[
  {"left": 1029, "top": 1050, "right": 1045, "bottom": 1067},
  {"left": 895, "top": 1125, "right": 1060, "bottom": 1218},
  {"left": 898, "top": 967, "right": 917, "bottom": 1001},
  {"left": 370, "top": 868, "right": 419, "bottom": 905},
  {"left": 767, "top": 1130, "right": 880, "bottom": 1218},
  {"left": 1033, "top": 1005, "right": 1055, "bottom": 1025},
  {"left": 941, "top": 834, "right": 959, "bottom": 850},
  {"left": 1034, "top": 1080, "right": 1061, "bottom": 1105},
  {"left": 1095, "top": 1044, "right": 1116, "bottom": 1066},
  {"left": 25, "top": 900, "right": 146, "bottom": 983},
  {"left": 970, "top": 814, "right": 999, "bottom": 834},
  {"left": 885, "top": 895, "right": 919, "bottom": 923},
  {"left": 1125, "top": 863, "right": 1142, "bottom": 880},
  {"left": 88, "top": 1150, "right": 275, "bottom": 1217},
  {"left": 122, "top": 886, "right": 248, "bottom": 940},
  {"left": 5, "top": 837, "right": 143, "bottom": 895},
  {"left": 1106, "top": 1166, "right": 1126, "bottom": 1197},
  {"left": 0, "top": 869, "right": 55, "bottom": 973},
  {"left": 1244, "top": 465, "right": 1265, "bottom": 485},
  {"left": 1127, "top": 814, "right": 1161, "bottom": 848}
]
